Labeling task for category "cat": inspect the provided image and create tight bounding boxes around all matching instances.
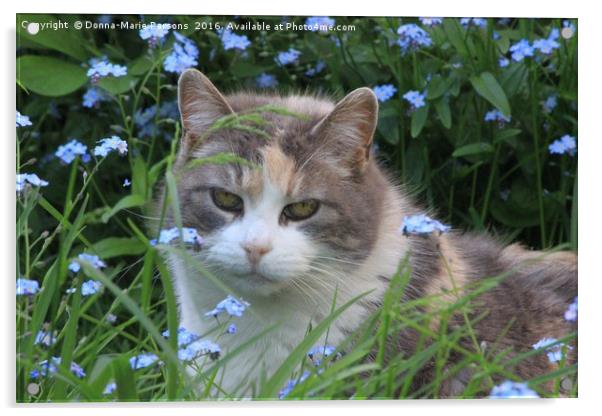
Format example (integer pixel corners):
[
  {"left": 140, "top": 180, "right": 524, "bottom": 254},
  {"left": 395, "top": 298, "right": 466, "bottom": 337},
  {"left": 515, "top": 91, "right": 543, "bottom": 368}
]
[{"left": 155, "top": 68, "right": 577, "bottom": 398}]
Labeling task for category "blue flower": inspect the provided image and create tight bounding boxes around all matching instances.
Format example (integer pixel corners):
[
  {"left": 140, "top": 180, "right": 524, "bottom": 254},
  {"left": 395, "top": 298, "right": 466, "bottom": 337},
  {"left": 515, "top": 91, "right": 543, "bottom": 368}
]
[
  {"left": 226, "top": 323, "right": 237, "bottom": 334},
  {"left": 123, "top": 178, "right": 131, "bottom": 187},
  {"left": 460, "top": 18, "right": 487, "bottom": 28},
  {"left": 307, "top": 344, "right": 338, "bottom": 366},
  {"left": 305, "top": 60, "right": 326, "bottom": 77},
  {"left": 87, "top": 59, "right": 127, "bottom": 82},
  {"left": 418, "top": 17, "right": 443, "bottom": 27},
  {"left": 68, "top": 253, "right": 106, "bottom": 273},
  {"left": 204, "top": 295, "right": 250, "bottom": 318},
  {"left": 16, "top": 110, "right": 32, "bottom": 127},
  {"left": 16, "top": 174, "right": 48, "bottom": 193},
  {"left": 548, "top": 134, "right": 576, "bottom": 156},
  {"left": 150, "top": 226, "right": 204, "bottom": 247},
  {"left": 489, "top": 381, "right": 539, "bottom": 398},
  {"left": 562, "top": 20, "right": 576, "bottom": 38},
  {"left": 402, "top": 90, "right": 426, "bottom": 110},
  {"left": 564, "top": 297, "right": 578, "bottom": 322},
  {"left": 97, "top": 15, "right": 112, "bottom": 24},
  {"left": 34, "top": 330, "right": 57, "bottom": 347},
  {"left": 279, "top": 370, "right": 310, "bottom": 399},
  {"left": 139, "top": 23, "right": 170, "bottom": 47},
  {"left": 401, "top": 214, "right": 451, "bottom": 235},
  {"left": 30, "top": 357, "right": 86, "bottom": 379},
  {"left": 533, "top": 37, "right": 560, "bottom": 55},
  {"left": 499, "top": 57, "right": 510, "bottom": 68},
  {"left": 305, "top": 16, "right": 335, "bottom": 32},
  {"left": 106, "top": 313, "right": 117, "bottom": 324},
  {"left": 163, "top": 32, "right": 199, "bottom": 74},
  {"left": 276, "top": 48, "right": 301, "bottom": 66},
  {"left": 134, "top": 101, "right": 180, "bottom": 138},
  {"left": 55, "top": 139, "right": 89, "bottom": 164},
  {"left": 509, "top": 39, "right": 534, "bottom": 62},
  {"left": 162, "top": 327, "right": 201, "bottom": 347},
  {"left": 81, "top": 280, "right": 103, "bottom": 296},
  {"left": 532, "top": 337, "right": 572, "bottom": 363},
  {"left": 82, "top": 87, "right": 110, "bottom": 108},
  {"left": 256, "top": 73, "right": 278, "bottom": 89},
  {"left": 129, "top": 353, "right": 159, "bottom": 369},
  {"left": 103, "top": 382, "right": 117, "bottom": 395},
  {"left": 177, "top": 339, "right": 221, "bottom": 361},
  {"left": 17, "top": 278, "right": 40, "bottom": 296},
  {"left": 372, "top": 84, "right": 397, "bottom": 102},
  {"left": 484, "top": 109, "right": 511, "bottom": 125},
  {"left": 218, "top": 28, "right": 251, "bottom": 51},
  {"left": 397, "top": 24, "right": 432, "bottom": 52},
  {"left": 93, "top": 136, "right": 128, "bottom": 157},
  {"left": 542, "top": 95, "right": 558, "bottom": 113}
]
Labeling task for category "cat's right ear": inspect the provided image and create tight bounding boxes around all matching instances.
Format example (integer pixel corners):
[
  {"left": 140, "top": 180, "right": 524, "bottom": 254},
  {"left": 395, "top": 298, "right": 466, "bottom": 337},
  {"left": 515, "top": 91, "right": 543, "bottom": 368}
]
[{"left": 178, "top": 69, "right": 234, "bottom": 143}]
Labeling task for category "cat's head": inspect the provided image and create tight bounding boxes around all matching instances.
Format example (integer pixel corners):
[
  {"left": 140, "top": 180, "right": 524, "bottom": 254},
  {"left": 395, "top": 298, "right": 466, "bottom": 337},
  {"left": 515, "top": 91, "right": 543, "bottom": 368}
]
[{"left": 169, "top": 69, "right": 389, "bottom": 296}]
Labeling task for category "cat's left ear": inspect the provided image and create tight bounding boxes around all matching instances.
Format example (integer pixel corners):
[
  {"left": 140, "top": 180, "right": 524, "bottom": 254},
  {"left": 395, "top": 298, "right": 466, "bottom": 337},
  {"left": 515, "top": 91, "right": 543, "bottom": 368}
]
[
  {"left": 177, "top": 69, "right": 234, "bottom": 144},
  {"left": 311, "top": 88, "right": 378, "bottom": 174}
]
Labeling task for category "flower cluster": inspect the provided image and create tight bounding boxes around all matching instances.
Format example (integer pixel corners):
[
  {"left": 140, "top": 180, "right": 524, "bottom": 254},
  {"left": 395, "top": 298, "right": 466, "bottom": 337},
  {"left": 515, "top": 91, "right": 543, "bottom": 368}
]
[
  {"left": 256, "top": 73, "right": 278, "bottom": 88},
  {"left": 55, "top": 139, "right": 90, "bottom": 164},
  {"left": 68, "top": 253, "right": 107, "bottom": 273},
  {"left": 397, "top": 24, "right": 432, "bottom": 52},
  {"left": 484, "top": 109, "right": 511, "bottom": 126},
  {"left": 218, "top": 28, "right": 251, "bottom": 51},
  {"left": 139, "top": 23, "right": 171, "bottom": 47},
  {"left": 16, "top": 173, "right": 48, "bottom": 193},
  {"left": 149, "top": 226, "right": 204, "bottom": 247},
  {"left": 93, "top": 136, "right": 128, "bottom": 157},
  {"left": 489, "top": 381, "right": 539, "bottom": 398},
  {"left": 30, "top": 357, "right": 86, "bottom": 379},
  {"left": 564, "top": 297, "right": 578, "bottom": 322},
  {"left": 87, "top": 58, "right": 127, "bottom": 82},
  {"left": 276, "top": 48, "right": 301, "bottom": 66},
  {"left": 307, "top": 344, "right": 339, "bottom": 366},
  {"left": 532, "top": 337, "right": 573, "bottom": 363},
  {"left": 373, "top": 84, "right": 397, "bottom": 102},
  {"left": 164, "top": 32, "right": 199, "bottom": 74},
  {"left": 129, "top": 352, "right": 159, "bottom": 370},
  {"left": 509, "top": 39, "right": 534, "bottom": 62},
  {"left": 17, "top": 278, "right": 40, "bottom": 296},
  {"left": 402, "top": 90, "right": 426, "bottom": 110},
  {"left": 16, "top": 110, "right": 32, "bottom": 127},
  {"left": 177, "top": 339, "right": 221, "bottom": 361},
  {"left": 401, "top": 214, "right": 451, "bottom": 235},
  {"left": 134, "top": 101, "right": 179, "bottom": 139},
  {"left": 162, "top": 327, "right": 201, "bottom": 347},
  {"left": 66, "top": 280, "right": 103, "bottom": 296},
  {"left": 548, "top": 134, "right": 576, "bottom": 156},
  {"left": 305, "top": 16, "right": 335, "bottom": 32},
  {"left": 418, "top": 17, "right": 443, "bottom": 27}
]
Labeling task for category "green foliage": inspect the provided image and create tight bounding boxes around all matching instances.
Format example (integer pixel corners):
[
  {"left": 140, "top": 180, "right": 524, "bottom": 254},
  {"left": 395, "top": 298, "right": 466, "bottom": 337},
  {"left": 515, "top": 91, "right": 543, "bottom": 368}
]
[{"left": 16, "top": 15, "right": 577, "bottom": 402}]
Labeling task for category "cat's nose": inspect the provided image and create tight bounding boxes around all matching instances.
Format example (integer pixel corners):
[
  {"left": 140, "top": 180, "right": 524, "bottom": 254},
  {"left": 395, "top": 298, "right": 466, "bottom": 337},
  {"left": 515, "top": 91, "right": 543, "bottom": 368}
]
[{"left": 242, "top": 243, "right": 273, "bottom": 265}]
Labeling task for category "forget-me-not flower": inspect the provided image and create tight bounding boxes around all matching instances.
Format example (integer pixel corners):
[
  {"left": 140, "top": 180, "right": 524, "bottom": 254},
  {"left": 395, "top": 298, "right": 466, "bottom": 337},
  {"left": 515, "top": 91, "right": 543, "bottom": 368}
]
[
  {"left": 542, "top": 95, "right": 558, "bottom": 113},
  {"left": 129, "top": 352, "right": 159, "bottom": 369},
  {"left": 204, "top": 295, "right": 250, "bottom": 318},
  {"left": 87, "top": 59, "right": 127, "bottom": 82},
  {"left": 68, "top": 253, "right": 107, "bottom": 273},
  {"left": 305, "top": 60, "right": 326, "bottom": 77},
  {"left": 397, "top": 24, "right": 432, "bottom": 53},
  {"left": 34, "top": 330, "right": 57, "bottom": 347},
  {"left": 93, "top": 136, "right": 128, "bottom": 157},
  {"left": 532, "top": 337, "right": 572, "bottom": 363},
  {"left": 218, "top": 28, "right": 251, "bottom": 51},
  {"left": 489, "top": 381, "right": 539, "bottom": 398},
  {"left": 103, "top": 382, "right": 117, "bottom": 395},
  {"left": 373, "top": 84, "right": 397, "bottom": 102},
  {"left": 548, "top": 135, "right": 576, "bottom": 156},
  {"left": 16, "top": 174, "right": 49, "bottom": 193},
  {"left": 163, "top": 32, "right": 199, "bottom": 74},
  {"left": 162, "top": 327, "right": 201, "bottom": 347},
  {"left": 30, "top": 357, "right": 86, "bottom": 379},
  {"left": 305, "top": 16, "right": 335, "bottom": 32},
  {"left": 256, "top": 73, "right": 278, "bottom": 88},
  {"left": 564, "top": 297, "right": 578, "bottom": 322},
  {"left": 16, "top": 110, "right": 33, "bottom": 127},
  {"left": 139, "top": 23, "right": 171, "bottom": 47},
  {"left": 55, "top": 139, "right": 89, "bottom": 164},
  {"left": 419, "top": 17, "right": 443, "bottom": 27},
  {"left": 82, "top": 87, "right": 110, "bottom": 108},
  {"left": 279, "top": 370, "right": 310, "bottom": 399},
  {"left": 276, "top": 48, "right": 301, "bottom": 66},
  {"left": 460, "top": 18, "right": 487, "bottom": 28},
  {"left": 509, "top": 39, "right": 534, "bottom": 62},
  {"left": 401, "top": 214, "right": 451, "bottom": 236},
  {"left": 17, "top": 278, "right": 40, "bottom": 296},
  {"left": 402, "top": 90, "right": 426, "bottom": 110},
  {"left": 484, "top": 109, "right": 511, "bottom": 125},
  {"left": 177, "top": 339, "right": 221, "bottom": 361},
  {"left": 150, "top": 226, "right": 204, "bottom": 247}
]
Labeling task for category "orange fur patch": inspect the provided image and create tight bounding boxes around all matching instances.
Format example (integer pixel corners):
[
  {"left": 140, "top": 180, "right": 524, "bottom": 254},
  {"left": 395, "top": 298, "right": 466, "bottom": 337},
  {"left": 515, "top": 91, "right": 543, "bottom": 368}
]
[{"left": 262, "top": 144, "right": 297, "bottom": 195}]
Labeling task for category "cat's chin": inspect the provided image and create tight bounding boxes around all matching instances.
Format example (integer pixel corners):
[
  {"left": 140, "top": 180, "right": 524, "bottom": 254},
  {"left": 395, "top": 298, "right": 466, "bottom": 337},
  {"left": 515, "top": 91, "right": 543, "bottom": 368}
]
[{"left": 218, "top": 269, "right": 293, "bottom": 297}]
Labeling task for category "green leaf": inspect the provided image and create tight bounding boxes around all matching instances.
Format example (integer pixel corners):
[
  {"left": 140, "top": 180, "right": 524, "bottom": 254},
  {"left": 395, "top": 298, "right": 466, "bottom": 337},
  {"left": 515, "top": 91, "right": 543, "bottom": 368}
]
[
  {"left": 434, "top": 98, "right": 452, "bottom": 129},
  {"left": 494, "top": 128, "right": 522, "bottom": 144},
  {"left": 101, "top": 194, "right": 146, "bottom": 223},
  {"left": 17, "top": 14, "right": 88, "bottom": 61},
  {"left": 470, "top": 72, "right": 511, "bottom": 117},
  {"left": 97, "top": 75, "right": 138, "bottom": 95},
  {"left": 452, "top": 142, "right": 494, "bottom": 158},
  {"left": 92, "top": 237, "right": 147, "bottom": 258},
  {"left": 426, "top": 75, "right": 452, "bottom": 100},
  {"left": 131, "top": 157, "right": 148, "bottom": 199},
  {"left": 410, "top": 105, "right": 429, "bottom": 138},
  {"left": 17, "top": 56, "right": 87, "bottom": 97},
  {"left": 129, "top": 55, "right": 154, "bottom": 76},
  {"left": 443, "top": 19, "right": 469, "bottom": 57},
  {"left": 112, "top": 356, "right": 139, "bottom": 401}
]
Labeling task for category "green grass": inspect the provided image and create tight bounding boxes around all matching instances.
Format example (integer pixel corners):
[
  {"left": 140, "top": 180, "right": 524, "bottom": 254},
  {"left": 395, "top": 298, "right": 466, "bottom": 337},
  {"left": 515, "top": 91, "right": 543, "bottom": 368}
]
[{"left": 16, "top": 15, "right": 577, "bottom": 402}]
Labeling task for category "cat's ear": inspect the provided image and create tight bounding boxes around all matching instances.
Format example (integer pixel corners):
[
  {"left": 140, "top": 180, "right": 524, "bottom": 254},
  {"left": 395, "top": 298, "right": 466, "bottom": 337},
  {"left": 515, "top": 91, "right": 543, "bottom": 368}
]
[
  {"left": 177, "top": 69, "right": 234, "bottom": 142},
  {"left": 311, "top": 87, "right": 378, "bottom": 174}
]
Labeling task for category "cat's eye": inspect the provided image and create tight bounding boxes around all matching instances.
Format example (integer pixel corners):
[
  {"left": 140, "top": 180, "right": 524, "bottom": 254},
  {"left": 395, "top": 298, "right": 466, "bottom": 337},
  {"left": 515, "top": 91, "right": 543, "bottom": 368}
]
[
  {"left": 282, "top": 199, "right": 320, "bottom": 221},
  {"left": 211, "top": 188, "right": 244, "bottom": 213}
]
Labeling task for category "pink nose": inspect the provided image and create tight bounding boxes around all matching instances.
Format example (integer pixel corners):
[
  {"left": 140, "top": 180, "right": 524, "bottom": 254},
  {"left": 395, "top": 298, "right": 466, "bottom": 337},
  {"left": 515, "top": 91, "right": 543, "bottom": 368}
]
[{"left": 242, "top": 243, "right": 272, "bottom": 265}]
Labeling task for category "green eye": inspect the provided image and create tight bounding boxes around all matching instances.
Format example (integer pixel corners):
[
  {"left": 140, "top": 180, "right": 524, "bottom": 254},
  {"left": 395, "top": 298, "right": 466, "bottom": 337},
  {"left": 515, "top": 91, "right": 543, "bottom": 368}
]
[
  {"left": 211, "top": 188, "right": 243, "bottom": 212},
  {"left": 282, "top": 199, "right": 320, "bottom": 221}
]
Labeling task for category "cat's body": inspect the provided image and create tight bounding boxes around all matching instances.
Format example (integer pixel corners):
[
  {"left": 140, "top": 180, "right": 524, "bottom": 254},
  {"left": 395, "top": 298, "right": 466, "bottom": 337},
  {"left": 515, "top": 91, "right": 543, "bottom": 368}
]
[{"left": 158, "top": 69, "right": 577, "bottom": 397}]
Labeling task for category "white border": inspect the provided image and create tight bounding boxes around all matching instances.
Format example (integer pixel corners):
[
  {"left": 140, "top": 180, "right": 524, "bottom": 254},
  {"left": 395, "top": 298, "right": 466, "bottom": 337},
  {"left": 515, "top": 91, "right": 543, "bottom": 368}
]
[{"left": 3, "top": 1, "right": 600, "bottom": 415}]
